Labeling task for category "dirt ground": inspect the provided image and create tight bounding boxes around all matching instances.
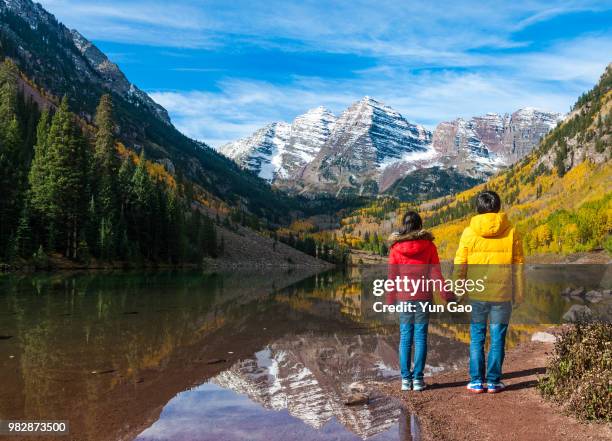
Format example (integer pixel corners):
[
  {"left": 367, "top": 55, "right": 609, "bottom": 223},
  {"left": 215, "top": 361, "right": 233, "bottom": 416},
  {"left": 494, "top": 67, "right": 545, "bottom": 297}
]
[{"left": 382, "top": 340, "right": 612, "bottom": 441}]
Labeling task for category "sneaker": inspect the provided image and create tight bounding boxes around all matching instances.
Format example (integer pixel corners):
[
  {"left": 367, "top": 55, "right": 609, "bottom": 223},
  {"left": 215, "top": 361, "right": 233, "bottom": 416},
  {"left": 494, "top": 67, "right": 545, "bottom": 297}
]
[
  {"left": 486, "top": 382, "right": 506, "bottom": 393},
  {"left": 412, "top": 379, "right": 426, "bottom": 391},
  {"left": 401, "top": 379, "right": 412, "bottom": 391},
  {"left": 466, "top": 381, "right": 485, "bottom": 393}
]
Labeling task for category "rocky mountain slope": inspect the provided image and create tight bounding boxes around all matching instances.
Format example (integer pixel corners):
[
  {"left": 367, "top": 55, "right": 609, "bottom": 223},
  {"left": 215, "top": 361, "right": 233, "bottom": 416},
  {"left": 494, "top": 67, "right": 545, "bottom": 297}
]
[
  {"left": 0, "top": 0, "right": 296, "bottom": 220},
  {"left": 298, "top": 97, "right": 433, "bottom": 197},
  {"left": 222, "top": 96, "right": 562, "bottom": 199},
  {"left": 433, "top": 108, "right": 563, "bottom": 166},
  {"left": 428, "top": 64, "right": 611, "bottom": 259},
  {"left": 220, "top": 106, "right": 337, "bottom": 181}
]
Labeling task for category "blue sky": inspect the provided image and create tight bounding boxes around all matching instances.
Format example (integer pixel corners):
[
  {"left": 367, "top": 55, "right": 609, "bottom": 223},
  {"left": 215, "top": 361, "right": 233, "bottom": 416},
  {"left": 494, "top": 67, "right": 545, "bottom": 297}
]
[{"left": 39, "top": 0, "right": 612, "bottom": 147}]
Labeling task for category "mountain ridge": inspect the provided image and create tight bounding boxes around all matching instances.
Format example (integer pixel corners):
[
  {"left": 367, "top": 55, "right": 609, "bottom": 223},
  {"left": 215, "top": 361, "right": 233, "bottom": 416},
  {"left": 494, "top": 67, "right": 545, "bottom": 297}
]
[{"left": 221, "top": 97, "right": 562, "bottom": 199}]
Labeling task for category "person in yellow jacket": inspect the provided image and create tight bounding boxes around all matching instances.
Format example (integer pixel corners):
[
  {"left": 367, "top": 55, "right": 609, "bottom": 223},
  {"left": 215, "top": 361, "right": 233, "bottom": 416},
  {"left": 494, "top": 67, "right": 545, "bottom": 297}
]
[{"left": 454, "top": 190, "right": 524, "bottom": 394}]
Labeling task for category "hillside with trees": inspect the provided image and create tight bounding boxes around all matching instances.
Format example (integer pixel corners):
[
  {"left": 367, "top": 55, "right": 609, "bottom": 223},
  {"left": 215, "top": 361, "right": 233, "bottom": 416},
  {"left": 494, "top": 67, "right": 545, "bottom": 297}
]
[
  {"left": 0, "top": 59, "right": 338, "bottom": 269},
  {"left": 0, "top": 61, "right": 219, "bottom": 267}
]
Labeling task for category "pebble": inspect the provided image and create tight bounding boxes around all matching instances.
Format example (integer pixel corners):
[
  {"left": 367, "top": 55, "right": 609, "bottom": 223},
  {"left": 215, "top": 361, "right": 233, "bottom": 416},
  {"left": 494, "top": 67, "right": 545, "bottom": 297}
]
[
  {"left": 531, "top": 332, "right": 557, "bottom": 343},
  {"left": 344, "top": 392, "right": 369, "bottom": 406}
]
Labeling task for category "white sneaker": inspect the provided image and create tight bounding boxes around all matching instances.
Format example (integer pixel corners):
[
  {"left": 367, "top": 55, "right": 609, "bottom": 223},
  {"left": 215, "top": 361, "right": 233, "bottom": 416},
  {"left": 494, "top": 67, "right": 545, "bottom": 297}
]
[
  {"left": 412, "top": 379, "right": 426, "bottom": 391},
  {"left": 401, "top": 379, "right": 412, "bottom": 391}
]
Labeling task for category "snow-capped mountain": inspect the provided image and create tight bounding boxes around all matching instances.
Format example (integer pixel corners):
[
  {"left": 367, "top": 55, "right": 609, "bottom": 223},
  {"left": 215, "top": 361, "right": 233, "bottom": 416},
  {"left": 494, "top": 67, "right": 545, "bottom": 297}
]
[
  {"left": 219, "top": 106, "right": 336, "bottom": 181},
  {"left": 281, "top": 106, "right": 337, "bottom": 179},
  {"left": 299, "top": 97, "right": 432, "bottom": 196},
  {"left": 221, "top": 98, "right": 562, "bottom": 198},
  {"left": 219, "top": 122, "right": 291, "bottom": 181},
  {"left": 433, "top": 108, "right": 563, "bottom": 166}
]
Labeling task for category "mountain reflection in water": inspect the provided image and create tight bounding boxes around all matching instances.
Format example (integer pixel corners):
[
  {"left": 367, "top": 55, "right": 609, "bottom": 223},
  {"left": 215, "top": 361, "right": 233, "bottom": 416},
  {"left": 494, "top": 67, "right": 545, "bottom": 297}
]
[
  {"left": 1, "top": 265, "right": 604, "bottom": 440},
  {"left": 135, "top": 382, "right": 420, "bottom": 441}
]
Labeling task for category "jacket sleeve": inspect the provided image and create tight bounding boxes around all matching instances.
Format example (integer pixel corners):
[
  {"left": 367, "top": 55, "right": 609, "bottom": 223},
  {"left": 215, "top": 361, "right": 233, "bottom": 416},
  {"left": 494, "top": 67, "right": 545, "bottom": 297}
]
[
  {"left": 454, "top": 228, "right": 469, "bottom": 265},
  {"left": 453, "top": 228, "right": 469, "bottom": 280},
  {"left": 386, "top": 247, "right": 398, "bottom": 305},
  {"left": 430, "top": 245, "right": 456, "bottom": 302},
  {"left": 452, "top": 229, "right": 470, "bottom": 302},
  {"left": 512, "top": 230, "right": 525, "bottom": 305}
]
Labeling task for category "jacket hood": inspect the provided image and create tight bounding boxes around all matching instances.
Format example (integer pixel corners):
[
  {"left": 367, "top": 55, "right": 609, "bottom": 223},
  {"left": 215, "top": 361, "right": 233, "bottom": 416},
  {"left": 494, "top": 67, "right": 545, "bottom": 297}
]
[
  {"left": 469, "top": 212, "right": 510, "bottom": 238},
  {"left": 388, "top": 229, "right": 434, "bottom": 245},
  {"left": 388, "top": 230, "right": 434, "bottom": 258}
]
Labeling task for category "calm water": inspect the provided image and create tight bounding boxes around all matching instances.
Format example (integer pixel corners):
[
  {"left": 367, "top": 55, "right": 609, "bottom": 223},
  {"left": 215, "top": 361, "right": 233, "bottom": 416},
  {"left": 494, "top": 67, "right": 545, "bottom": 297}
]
[{"left": 0, "top": 265, "right": 609, "bottom": 440}]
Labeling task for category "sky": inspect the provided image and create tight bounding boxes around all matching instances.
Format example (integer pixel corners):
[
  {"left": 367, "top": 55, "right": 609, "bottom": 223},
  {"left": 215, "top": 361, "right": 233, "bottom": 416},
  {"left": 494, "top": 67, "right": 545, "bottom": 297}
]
[{"left": 39, "top": 0, "right": 612, "bottom": 147}]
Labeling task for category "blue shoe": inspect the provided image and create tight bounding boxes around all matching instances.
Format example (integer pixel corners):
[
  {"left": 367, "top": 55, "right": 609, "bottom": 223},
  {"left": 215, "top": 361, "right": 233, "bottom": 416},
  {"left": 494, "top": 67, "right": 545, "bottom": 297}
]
[
  {"left": 412, "top": 379, "right": 426, "bottom": 391},
  {"left": 401, "top": 379, "right": 412, "bottom": 391},
  {"left": 486, "top": 381, "right": 506, "bottom": 393},
  {"left": 466, "top": 381, "right": 485, "bottom": 393}
]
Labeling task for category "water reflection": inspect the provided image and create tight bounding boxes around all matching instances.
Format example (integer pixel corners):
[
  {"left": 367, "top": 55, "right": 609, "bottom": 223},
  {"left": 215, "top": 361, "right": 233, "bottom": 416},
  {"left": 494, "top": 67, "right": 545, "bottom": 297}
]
[
  {"left": 0, "top": 265, "right": 607, "bottom": 440},
  {"left": 136, "top": 382, "right": 420, "bottom": 441}
]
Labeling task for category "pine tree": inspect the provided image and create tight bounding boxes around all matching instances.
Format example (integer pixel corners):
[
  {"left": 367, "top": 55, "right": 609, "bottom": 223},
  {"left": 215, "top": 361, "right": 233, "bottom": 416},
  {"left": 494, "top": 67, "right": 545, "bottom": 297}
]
[
  {"left": 93, "top": 94, "right": 120, "bottom": 259},
  {"left": 12, "top": 201, "right": 33, "bottom": 259},
  {"left": 131, "top": 149, "right": 154, "bottom": 259},
  {"left": 39, "top": 97, "right": 89, "bottom": 257},
  {"left": 0, "top": 61, "right": 25, "bottom": 258}
]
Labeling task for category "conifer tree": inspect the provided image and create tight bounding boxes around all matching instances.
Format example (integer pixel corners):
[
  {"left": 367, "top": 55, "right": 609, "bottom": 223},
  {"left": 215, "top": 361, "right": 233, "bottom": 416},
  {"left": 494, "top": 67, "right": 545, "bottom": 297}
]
[
  {"left": 0, "top": 61, "right": 24, "bottom": 257},
  {"left": 93, "top": 94, "right": 120, "bottom": 258},
  {"left": 131, "top": 149, "right": 154, "bottom": 259},
  {"left": 41, "top": 97, "right": 89, "bottom": 257}
]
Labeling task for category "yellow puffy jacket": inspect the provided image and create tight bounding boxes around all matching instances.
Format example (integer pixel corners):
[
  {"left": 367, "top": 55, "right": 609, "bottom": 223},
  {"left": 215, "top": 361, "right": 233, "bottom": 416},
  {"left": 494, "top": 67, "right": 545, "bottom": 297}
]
[{"left": 453, "top": 212, "right": 524, "bottom": 302}]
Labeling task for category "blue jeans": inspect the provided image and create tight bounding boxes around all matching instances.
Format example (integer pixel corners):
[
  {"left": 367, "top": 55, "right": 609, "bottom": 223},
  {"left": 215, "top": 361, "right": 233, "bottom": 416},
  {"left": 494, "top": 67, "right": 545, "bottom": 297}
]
[
  {"left": 399, "top": 301, "right": 430, "bottom": 381},
  {"left": 469, "top": 301, "right": 512, "bottom": 383}
]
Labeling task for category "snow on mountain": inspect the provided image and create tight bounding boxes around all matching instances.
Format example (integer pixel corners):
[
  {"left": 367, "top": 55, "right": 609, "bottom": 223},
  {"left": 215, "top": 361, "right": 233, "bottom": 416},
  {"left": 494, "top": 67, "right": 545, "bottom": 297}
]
[
  {"left": 298, "top": 97, "right": 432, "bottom": 196},
  {"left": 219, "top": 122, "right": 290, "bottom": 181},
  {"left": 433, "top": 108, "right": 564, "bottom": 166},
  {"left": 220, "top": 97, "right": 562, "bottom": 196},
  {"left": 220, "top": 106, "right": 336, "bottom": 182},
  {"left": 278, "top": 106, "right": 337, "bottom": 179},
  {"left": 313, "top": 97, "right": 431, "bottom": 170}
]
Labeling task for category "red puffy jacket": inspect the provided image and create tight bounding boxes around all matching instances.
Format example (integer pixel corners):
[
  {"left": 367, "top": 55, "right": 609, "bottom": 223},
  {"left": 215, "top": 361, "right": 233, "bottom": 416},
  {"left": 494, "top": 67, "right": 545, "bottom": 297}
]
[{"left": 386, "top": 230, "right": 454, "bottom": 304}]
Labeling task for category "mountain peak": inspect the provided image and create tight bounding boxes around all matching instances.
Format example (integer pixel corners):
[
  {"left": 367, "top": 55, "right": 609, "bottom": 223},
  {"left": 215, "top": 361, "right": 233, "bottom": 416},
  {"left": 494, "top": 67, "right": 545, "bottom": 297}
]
[
  {"left": 305, "top": 105, "right": 333, "bottom": 115},
  {"left": 358, "top": 96, "right": 384, "bottom": 107}
]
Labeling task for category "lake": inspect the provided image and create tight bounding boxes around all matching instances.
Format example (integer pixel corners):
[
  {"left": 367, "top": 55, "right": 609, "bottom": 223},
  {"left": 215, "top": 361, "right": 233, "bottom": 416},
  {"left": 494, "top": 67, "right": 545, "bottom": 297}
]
[{"left": 0, "top": 265, "right": 609, "bottom": 440}]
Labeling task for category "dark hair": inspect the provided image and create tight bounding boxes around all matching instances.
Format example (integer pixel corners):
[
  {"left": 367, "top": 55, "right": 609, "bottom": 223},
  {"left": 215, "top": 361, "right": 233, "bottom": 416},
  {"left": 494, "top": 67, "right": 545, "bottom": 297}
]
[
  {"left": 476, "top": 190, "right": 501, "bottom": 214},
  {"left": 399, "top": 211, "right": 423, "bottom": 234}
]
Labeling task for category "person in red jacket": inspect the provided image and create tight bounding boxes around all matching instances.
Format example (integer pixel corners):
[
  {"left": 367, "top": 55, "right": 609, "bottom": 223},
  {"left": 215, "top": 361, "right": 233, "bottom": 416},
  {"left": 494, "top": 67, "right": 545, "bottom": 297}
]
[{"left": 387, "top": 211, "right": 454, "bottom": 392}]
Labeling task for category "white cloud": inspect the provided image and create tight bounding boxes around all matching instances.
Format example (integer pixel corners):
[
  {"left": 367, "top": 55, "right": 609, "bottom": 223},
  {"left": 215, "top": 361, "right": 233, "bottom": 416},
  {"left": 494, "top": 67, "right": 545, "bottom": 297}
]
[
  {"left": 39, "top": 0, "right": 609, "bottom": 56},
  {"left": 39, "top": 0, "right": 612, "bottom": 146}
]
